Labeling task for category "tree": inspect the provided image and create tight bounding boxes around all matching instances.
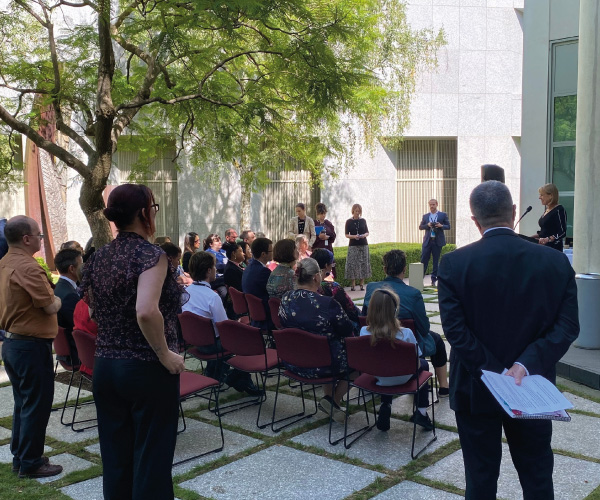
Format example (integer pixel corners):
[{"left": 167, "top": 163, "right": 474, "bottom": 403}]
[{"left": 0, "top": 0, "right": 443, "bottom": 245}]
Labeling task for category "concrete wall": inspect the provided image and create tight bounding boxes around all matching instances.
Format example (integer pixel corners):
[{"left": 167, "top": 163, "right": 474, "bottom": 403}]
[{"left": 519, "top": 0, "right": 580, "bottom": 238}]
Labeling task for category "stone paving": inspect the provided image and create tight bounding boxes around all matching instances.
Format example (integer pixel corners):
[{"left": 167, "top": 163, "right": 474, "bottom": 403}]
[{"left": 1, "top": 287, "right": 599, "bottom": 499}]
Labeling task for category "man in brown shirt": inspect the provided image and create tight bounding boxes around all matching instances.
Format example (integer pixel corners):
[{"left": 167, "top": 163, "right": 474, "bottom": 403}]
[{"left": 0, "top": 216, "right": 63, "bottom": 478}]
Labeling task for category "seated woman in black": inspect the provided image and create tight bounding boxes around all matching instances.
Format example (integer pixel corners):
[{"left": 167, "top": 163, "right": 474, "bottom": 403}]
[{"left": 279, "top": 258, "right": 355, "bottom": 421}]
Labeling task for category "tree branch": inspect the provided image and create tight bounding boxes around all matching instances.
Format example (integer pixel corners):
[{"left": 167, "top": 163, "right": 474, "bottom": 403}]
[{"left": 0, "top": 103, "right": 90, "bottom": 177}]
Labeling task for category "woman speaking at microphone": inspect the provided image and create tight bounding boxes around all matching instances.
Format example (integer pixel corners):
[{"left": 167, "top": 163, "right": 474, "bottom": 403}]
[{"left": 535, "top": 183, "right": 567, "bottom": 252}]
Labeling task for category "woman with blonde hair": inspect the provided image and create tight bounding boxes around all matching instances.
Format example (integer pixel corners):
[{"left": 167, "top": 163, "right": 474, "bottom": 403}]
[
  {"left": 360, "top": 288, "right": 432, "bottom": 432},
  {"left": 295, "top": 234, "right": 312, "bottom": 261},
  {"left": 344, "top": 203, "right": 371, "bottom": 291},
  {"left": 535, "top": 183, "right": 567, "bottom": 252}
]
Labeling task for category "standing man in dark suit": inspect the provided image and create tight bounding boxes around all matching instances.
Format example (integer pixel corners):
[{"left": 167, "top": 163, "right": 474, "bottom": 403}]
[
  {"left": 419, "top": 199, "right": 450, "bottom": 286},
  {"left": 54, "top": 248, "right": 84, "bottom": 367},
  {"left": 438, "top": 181, "right": 579, "bottom": 500}
]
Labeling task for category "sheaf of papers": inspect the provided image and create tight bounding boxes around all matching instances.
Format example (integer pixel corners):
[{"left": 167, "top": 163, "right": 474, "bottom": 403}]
[{"left": 481, "top": 370, "right": 573, "bottom": 415}]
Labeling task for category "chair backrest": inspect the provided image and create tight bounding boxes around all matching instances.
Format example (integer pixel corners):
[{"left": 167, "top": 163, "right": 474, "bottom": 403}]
[
  {"left": 268, "top": 297, "right": 283, "bottom": 330},
  {"left": 400, "top": 318, "right": 416, "bottom": 333},
  {"left": 346, "top": 335, "right": 418, "bottom": 378},
  {"left": 228, "top": 287, "right": 249, "bottom": 315},
  {"left": 54, "top": 326, "right": 71, "bottom": 359},
  {"left": 273, "top": 328, "right": 332, "bottom": 369},
  {"left": 358, "top": 316, "right": 367, "bottom": 328},
  {"left": 178, "top": 312, "right": 218, "bottom": 348},
  {"left": 216, "top": 320, "right": 266, "bottom": 356},
  {"left": 245, "top": 293, "right": 267, "bottom": 322},
  {"left": 72, "top": 329, "right": 97, "bottom": 374}
]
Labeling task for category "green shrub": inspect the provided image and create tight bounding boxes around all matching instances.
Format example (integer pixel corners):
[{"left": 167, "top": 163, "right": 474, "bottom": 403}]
[
  {"left": 35, "top": 256, "right": 56, "bottom": 283},
  {"left": 332, "top": 242, "right": 456, "bottom": 287}
]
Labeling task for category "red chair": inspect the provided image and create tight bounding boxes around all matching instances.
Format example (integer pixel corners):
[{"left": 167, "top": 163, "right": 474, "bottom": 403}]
[
  {"left": 178, "top": 313, "right": 231, "bottom": 366},
  {"left": 71, "top": 329, "right": 98, "bottom": 432},
  {"left": 245, "top": 293, "right": 268, "bottom": 323},
  {"left": 268, "top": 297, "right": 283, "bottom": 330},
  {"left": 358, "top": 316, "right": 367, "bottom": 328},
  {"left": 53, "top": 327, "right": 82, "bottom": 425},
  {"left": 215, "top": 320, "right": 279, "bottom": 427},
  {"left": 272, "top": 328, "right": 346, "bottom": 442},
  {"left": 400, "top": 318, "right": 439, "bottom": 403},
  {"left": 173, "top": 371, "right": 224, "bottom": 466},
  {"left": 228, "top": 287, "right": 250, "bottom": 324},
  {"left": 344, "top": 335, "right": 436, "bottom": 458}
]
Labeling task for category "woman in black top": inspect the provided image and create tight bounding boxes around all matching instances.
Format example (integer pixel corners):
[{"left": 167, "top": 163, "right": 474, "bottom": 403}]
[
  {"left": 182, "top": 231, "right": 200, "bottom": 272},
  {"left": 344, "top": 203, "right": 372, "bottom": 291},
  {"left": 536, "top": 183, "right": 567, "bottom": 252}
]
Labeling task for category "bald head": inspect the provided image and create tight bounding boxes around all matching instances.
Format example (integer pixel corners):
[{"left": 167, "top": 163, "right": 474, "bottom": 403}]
[{"left": 5, "top": 216, "right": 42, "bottom": 255}]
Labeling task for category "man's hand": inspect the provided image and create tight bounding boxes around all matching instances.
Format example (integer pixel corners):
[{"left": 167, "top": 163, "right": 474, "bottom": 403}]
[
  {"left": 505, "top": 363, "right": 527, "bottom": 385},
  {"left": 435, "top": 222, "right": 443, "bottom": 228},
  {"left": 159, "top": 350, "right": 185, "bottom": 375}
]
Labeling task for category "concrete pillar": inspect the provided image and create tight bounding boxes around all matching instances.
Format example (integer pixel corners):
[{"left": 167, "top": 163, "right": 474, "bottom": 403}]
[
  {"left": 408, "top": 263, "right": 424, "bottom": 292},
  {"left": 573, "top": 0, "right": 600, "bottom": 349},
  {"left": 573, "top": 0, "right": 600, "bottom": 273}
]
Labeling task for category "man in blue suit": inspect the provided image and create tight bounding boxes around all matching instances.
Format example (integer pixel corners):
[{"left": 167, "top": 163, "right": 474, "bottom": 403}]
[
  {"left": 241, "top": 237, "right": 273, "bottom": 328},
  {"left": 438, "top": 181, "right": 579, "bottom": 499},
  {"left": 419, "top": 199, "right": 450, "bottom": 286}
]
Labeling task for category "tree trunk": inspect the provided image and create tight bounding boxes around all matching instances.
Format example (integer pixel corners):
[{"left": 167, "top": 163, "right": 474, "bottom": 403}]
[
  {"left": 79, "top": 152, "right": 113, "bottom": 248},
  {"left": 240, "top": 182, "right": 252, "bottom": 231}
]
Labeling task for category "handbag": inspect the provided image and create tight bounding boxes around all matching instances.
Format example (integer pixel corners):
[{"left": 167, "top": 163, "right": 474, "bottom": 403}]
[{"left": 415, "top": 330, "right": 436, "bottom": 357}]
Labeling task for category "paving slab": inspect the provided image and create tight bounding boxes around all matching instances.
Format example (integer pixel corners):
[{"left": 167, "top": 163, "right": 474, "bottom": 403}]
[
  {"left": 428, "top": 314, "right": 441, "bottom": 324},
  {"left": 0, "top": 443, "right": 52, "bottom": 463},
  {"left": 422, "top": 294, "right": 437, "bottom": 300},
  {"left": 0, "top": 366, "right": 9, "bottom": 384},
  {"left": 179, "top": 444, "right": 383, "bottom": 499},
  {"left": 0, "top": 425, "right": 11, "bottom": 440},
  {"left": 45, "top": 407, "right": 98, "bottom": 443},
  {"left": 36, "top": 452, "right": 95, "bottom": 484},
  {"left": 198, "top": 392, "right": 319, "bottom": 436},
  {"left": 84, "top": 442, "right": 101, "bottom": 456},
  {"left": 424, "top": 302, "right": 439, "bottom": 312},
  {"left": 372, "top": 480, "right": 463, "bottom": 499},
  {"left": 291, "top": 418, "right": 458, "bottom": 470},
  {"left": 390, "top": 394, "right": 457, "bottom": 428},
  {"left": 419, "top": 445, "right": 600, "bottom": 500},
  {"left": 0, "top": 383, "right": 92, "bottom": 419},
  {"left": 429, "top": 322, "right": 445, "bottom": 336},
  {"left": 564, "top": 392, "right": 600, "bottom": 415},
  {"left": 172, "top": 417, "right": 263, "bottom": 475},
  {"left": 551, "top": 413, "right": 600, "bottom": 459},
  {"left": 61, "top": 476, "right": 104, "bottom": 500}
]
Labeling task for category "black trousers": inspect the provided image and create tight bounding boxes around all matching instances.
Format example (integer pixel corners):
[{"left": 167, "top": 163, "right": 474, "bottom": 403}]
[
  {"left": 421, "top": 242, "right": 442, "bottom": 280},
  {"left": 2, "top": 337, "right": 54, "bottom": 473},
  {"left": 381, "top": 358, "right": 430, "bottom": 408},
  {"left": 93, "top": 357, "right": 180, "bottom": 500},
  {"left": 429, "top": 331, "right": 448, "bottom": 369},
  {"left": 455, "top": 411, "right": 554, "bottom": 500},
  {"left": 197, "top": 339, "right": 251, "bottom": 386}
]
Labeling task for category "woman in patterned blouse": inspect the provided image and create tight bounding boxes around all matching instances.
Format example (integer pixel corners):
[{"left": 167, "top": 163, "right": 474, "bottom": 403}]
[
  {"left": 80, "top": 184, "right": 186, "bottom": 500},
  {"left": 278, "top": 258, "right": 355, "bottom": 421},
  {"left": 267, "top": 239, "right": 298, "bottom": 298}
]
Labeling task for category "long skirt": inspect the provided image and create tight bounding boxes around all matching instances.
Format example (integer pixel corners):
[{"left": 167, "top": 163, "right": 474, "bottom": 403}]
[{"left": 345, "top": 245, "right": 372, "bottom": 280}]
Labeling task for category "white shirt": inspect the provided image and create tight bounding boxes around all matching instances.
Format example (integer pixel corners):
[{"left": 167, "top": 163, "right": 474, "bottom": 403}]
[
  {"left": 59, "top": 275, "right": 78, "bottom": 290},
  {"left": 181, "top": 281, "right": 228, "bottom": 336}
]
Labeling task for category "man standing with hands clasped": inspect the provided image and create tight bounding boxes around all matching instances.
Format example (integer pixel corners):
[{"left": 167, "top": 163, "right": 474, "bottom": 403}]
[
  {"left": 419, "top": 199, "right": 450, "bottom": 287},
  {"left": 438, "top": 181, "right": 579, "bottom": 500},
  {"left": 0, "top": 216, "right": 63, "bottom": 478}
]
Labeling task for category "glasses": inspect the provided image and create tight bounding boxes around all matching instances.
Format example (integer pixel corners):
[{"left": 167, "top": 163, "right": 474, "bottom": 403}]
[
  {"left": 25, "top": 233, "right": 44, "bottom": 240},
  {"left": 151, "top": 203, "right": 160, "bottom": 213}
]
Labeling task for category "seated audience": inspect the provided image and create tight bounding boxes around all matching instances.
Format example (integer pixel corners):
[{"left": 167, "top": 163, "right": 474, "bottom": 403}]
[
  {"left": 204, "top": 234, "right": 227, "bottom": 272},
  {"left": 242, "top": 237, "right": 273, "bottom": 328},
  {"left": 60, "top": 240, "right": 84, "bottom": 255},
  {"left": 73, "top": 298, "right": 97, "bottom": 376},
  {"left": 238, "top": 241, "right": 252, "bottom": 268},
  {"left": 182, "top": 252, "right": 260, "bottom": 395},
  {"left": 296, "top": 234, "right": 311, "bottom": 261},
  {"left": 223, "top": 243, "right": 245, "bottom": 292},
  {"left": 267, "top": 239, "right": 298, "bottom": 298},
  {"left": 182, "top": 231, "right": 200, "bottom": 272},
  {"left": 221, "top": 228, "right": 239, "bottom": 255},
  {"left": 241, "top": 229, "right": 256, "bottom": 247},
  {"left": 312, "top": 249, "right": 360, "bottom": 334},
  {"left": 54, "top": 248, "right": 84, "bottom": 366},
  {"left": 361, "top": 289, "right": 433, "bottom": 431},
  {"left": 362, "top": 249, "right": 449, "bottom": 396},
  {"left": 279, "top": 258, "right": 355, "bottom": 420},
  {"left": 154, "top": 236, "right": 171, "bottom": 245},
  {"left": 160, "top": 242, "right": 193, "bottom": 286}
]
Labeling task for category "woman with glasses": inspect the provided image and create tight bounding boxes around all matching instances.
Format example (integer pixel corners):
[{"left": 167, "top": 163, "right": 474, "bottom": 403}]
[{"left": 80, "top": 184, "right": 186, "bottom": 499}]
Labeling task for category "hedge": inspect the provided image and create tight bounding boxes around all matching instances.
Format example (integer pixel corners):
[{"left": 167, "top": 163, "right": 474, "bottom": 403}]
[{"left": 332, "top": 242, "right": 456, "bottom": 287}]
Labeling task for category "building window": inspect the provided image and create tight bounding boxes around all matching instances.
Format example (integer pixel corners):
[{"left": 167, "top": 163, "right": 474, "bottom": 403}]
[
  {"left": 549, "top": 40, "right": 578, "bottom": 239},
  {"left": 395, "top": 139, "right": 457, "bottom": 244}
]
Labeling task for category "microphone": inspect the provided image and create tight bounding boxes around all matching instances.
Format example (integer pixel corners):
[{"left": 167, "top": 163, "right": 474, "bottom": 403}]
[{"left": 514, "top": 206, "right": 532, "bottom": 230}]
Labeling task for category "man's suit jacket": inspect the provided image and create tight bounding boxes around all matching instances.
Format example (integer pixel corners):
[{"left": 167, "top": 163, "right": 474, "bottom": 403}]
[
  {"left": 241, "top": 259, "right": 271, "bottom": 301},
  {"left": 438, "top": 228, "right": 579, "bottom": 415},
  {"left": 54, "top": 277, "right": 81, "bottom": 363},
  {"left": 419, "top": 211, "right": 450, "bottom": 247}
]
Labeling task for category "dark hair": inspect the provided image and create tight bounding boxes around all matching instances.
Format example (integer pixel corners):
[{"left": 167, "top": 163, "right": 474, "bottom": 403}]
[
  {"left": 189, "top": 251, "right": 215, "bottom": 281},
  {"left": 160, "top": 242, "right": 182, "bottom": 259},
  {"left": 184, "top": 232, "right": 198, "bottom": 253},
  {"left": 60, "top": 240, "right": 83, "bottom": 253},
  {"left": 203, "top": 233, "right": 220, "bottom": 250},
  {"left": 225, "top": 242, "right": 240, "bottom": 260},
  {"left": 4, "top": 216, "right": 34, "bottom": 244},
  {"left": 311, "top": 248, "right": 334, "bottom": 269},
  {"left": 154, "top": 236, "right": 171, "bottom": 246},
  {"left": 103, "top": 183, "right": 156, "bottom": 233},
  {"left": 295, "top": 203, "right": 306, "bottom": 211},
  {"left": 383, "top": 250, "right": 406, "bottom": 277},
  {"left": 251, "top": 237, "right": 272, "bottom": 259},
  {"left": 315, "top": 202, "right": 327, "bottom": 215},
  {"left": 54, "top": 248, "right": 82, "bottom": 274},
  {"left": 241, "top": 230, "right": 254, "bottom": 241},
  {"left": 273, "top": 239, "right": 296, "bottom": 264}
]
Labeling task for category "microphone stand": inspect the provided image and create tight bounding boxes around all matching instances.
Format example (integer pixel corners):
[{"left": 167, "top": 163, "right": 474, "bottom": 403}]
[{"left": 514, "top": 206, "right": 532, "bottom": 230}]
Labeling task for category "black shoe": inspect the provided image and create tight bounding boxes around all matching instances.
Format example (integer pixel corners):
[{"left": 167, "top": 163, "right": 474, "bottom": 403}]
[
  {"left": 233, "top": 378, "right": 263, "bottom": 397},
  {"left": 13, "top": 456, "right": 49, "bottom": 474},
  {"left": 438, "top": 387, "right": 449, "bottom": 397},
  {"left": 376, "top": 403, "right": 391, "bottom": 431},
  {"left": 409, "top": 410, "right": 434, "bottom": 431},
  {"left": 431, "top": 278, "right": 437, "bottom": 287},
  {"left": 19, "top": 462, "right": 63, "bottom": 478}
]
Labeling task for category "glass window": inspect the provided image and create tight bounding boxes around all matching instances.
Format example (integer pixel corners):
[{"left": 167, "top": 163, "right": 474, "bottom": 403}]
[
  {"left": 553, "top": 42, "right": 578, "bottom": 95},
  {"left": 560, "top": 194, "right": 574, "bottom": 239},
  {"left": 553, "top": 95, "right": 577, "bottom": 142},
  {"left": 552, "top": 146, "right": 575, "bottom": 192}
]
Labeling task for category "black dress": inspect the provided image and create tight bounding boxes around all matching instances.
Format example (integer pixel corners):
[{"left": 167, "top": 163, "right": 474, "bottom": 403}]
[{"left": 537, "top": 205, "right": 567, "bottom": 252}]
